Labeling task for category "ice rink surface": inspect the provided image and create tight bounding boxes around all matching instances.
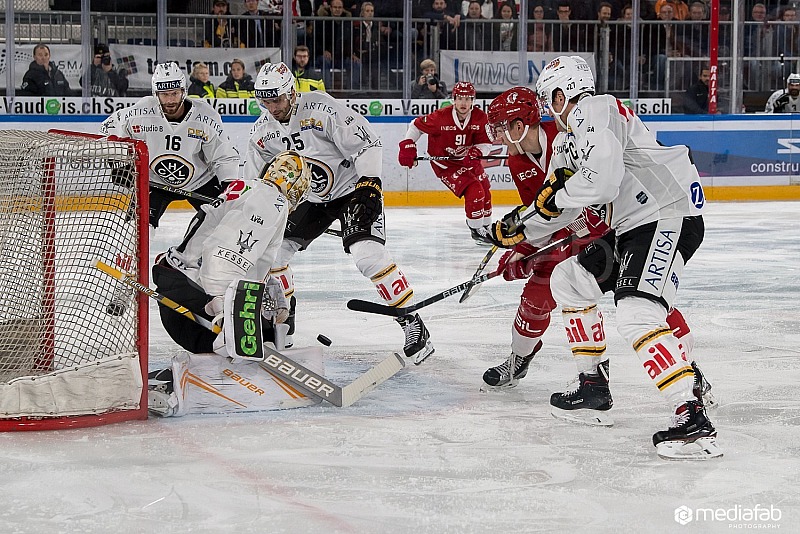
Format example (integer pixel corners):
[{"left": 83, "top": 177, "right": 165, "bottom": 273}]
[{"left": 1, "top": 201, "right": 799, "bottom": 533}]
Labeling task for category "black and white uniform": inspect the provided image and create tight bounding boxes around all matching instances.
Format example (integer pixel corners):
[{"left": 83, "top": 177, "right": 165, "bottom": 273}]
[
  {"left": 100, "top": 97, "right": 240, "bottom": 227},
  {"left": 525, "top": 94, "right": 706, "bottom": 404},
  {"left": 245, "top": 91, "right": 415, "bottom": 309},
  {"left": 764, "top": 89, "right": 800, "bottom": 113},
  {"left": 153, "top": 179, "right": 288, "bottom": 353}
]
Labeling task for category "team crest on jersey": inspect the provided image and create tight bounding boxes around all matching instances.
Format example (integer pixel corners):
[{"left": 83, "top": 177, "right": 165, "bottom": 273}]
[
  {"left": 237, "top": 230, "right": 259, "bottom": 254},
  {"left": 305, "top": 157, "right": 335, "bottom": 198},
  {"left": 300, "top": 117, "right": 324, "bottom": 132},
  {"left": 151, "top": 155, "right": 195, "bottom": 186},
  {"left": 187, "top": 128, "right": 209, "bottom": 141}
]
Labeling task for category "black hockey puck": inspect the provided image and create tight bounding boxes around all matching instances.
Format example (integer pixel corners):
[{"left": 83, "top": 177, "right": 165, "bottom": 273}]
[{"left": 317, "top": 334, "right": 332, "bottom": 346}]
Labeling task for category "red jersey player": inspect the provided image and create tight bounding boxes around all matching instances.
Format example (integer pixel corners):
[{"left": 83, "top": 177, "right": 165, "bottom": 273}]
[
  {"left": 484, "top": 87, "right": 713, "bottom": 426},
  {"left": 398, "top": 81, "right": 495, "bottom": 245}
]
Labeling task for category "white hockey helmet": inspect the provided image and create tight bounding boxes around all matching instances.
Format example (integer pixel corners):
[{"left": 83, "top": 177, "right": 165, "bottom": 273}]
[
  {"left": 261, "top": 150, "right": 311, "bottom": 210},
  {"left": 254, "top": 62, "right": 296, "bottom": 100},
  {"left": 151, "top": 62, "right": 187, "bottom": 97},
  {"left": 535, "top": 55, "right": 595, "bottom": 113},
  {"left": 787, "top": 73, "right": 800, "bottom": 86}
]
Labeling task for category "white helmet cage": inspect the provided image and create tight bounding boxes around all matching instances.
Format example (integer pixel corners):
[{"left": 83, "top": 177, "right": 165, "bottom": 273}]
[
  {"left": 254, "top": 62, "right": 296, "bottom": 100},
  {"left": 151, "top": 62, "right": 187, "bottom": 102},
  {"left": 261, "top": 150, "right": 311, "bottom": 210},
  {"left": 535, "top": 55, "right": 595, "bottom": 114}
]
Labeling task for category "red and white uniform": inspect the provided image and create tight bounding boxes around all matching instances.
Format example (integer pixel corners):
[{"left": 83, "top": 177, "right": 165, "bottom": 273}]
[
  {"left": 404, "top": 105, "right": 494, "bottom": 227},
  {"left": 505, "top": 120, "right": 610, "bottom": 358}
]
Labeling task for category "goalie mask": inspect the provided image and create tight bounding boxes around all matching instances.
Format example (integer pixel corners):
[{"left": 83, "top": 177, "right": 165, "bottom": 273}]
[
  {"left": 255, "top": 62, "right": 296, "bottom": 122},
  {"left": 151, "top": 62, "right": 187, "bottom": 117},
  {"left": 535, "top": 55, "right": 594, "bottom": 129},
  {"left": 261, "top": 150, "right": 311, "bottom": 210},
  {"left": 488, "top": 87, "right": 542, "bottom": 151}
]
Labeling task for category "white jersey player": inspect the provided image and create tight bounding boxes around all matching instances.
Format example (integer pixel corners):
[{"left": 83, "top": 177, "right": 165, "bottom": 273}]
[
  {"left": 501, "top": 56, "right": 718, "bottom": 459},
  {"left": 100, "top": 62, "right": 240, "bottom": 229},
  {"left": 765, "top": 73, "right": 800, "bottom": 113},
  {"left": 148, "top": 151, "right": 320, "bottom": 416},
  {"left": 244, "top": 62, "right": 435, "bottom": 364}
]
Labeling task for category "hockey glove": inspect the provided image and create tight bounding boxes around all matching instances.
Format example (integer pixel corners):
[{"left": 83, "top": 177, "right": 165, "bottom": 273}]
[
  {"left": 535, "top": 167, "right": 573, "bottom": 221},
  {"left": 109, "top": 162, "right": 135, "bottom": 188},
  {"left": 489, "top": 218, "right": 526, "bottom": 248},
  {"left": 262, "top": 276, "right": 289, "bottom": 324},
  {"left": 345, "top": 176, "right": 383, "bottom": 227},
  {"left": 204, "top": 295, "right": 225, "bottom": 328},
  {"left": 774, "top": 93, "right": 791, "bottom": 112},
  {"left": 398, "top": 139, "right": 418, "bottom": 168},
  {"left": 495, "top": 242, "right": 539, "bottom": 281},
  {"left": 501, "top": 205, "right": 527, "bottom": 232}
]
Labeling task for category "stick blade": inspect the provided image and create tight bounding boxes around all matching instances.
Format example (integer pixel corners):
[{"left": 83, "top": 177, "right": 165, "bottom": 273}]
[
  {"left": 347, "top": 299, "right": 404, "bottom": 317},
  {"left": 340, "top": 353, "right": 405, "bottom": 408}
]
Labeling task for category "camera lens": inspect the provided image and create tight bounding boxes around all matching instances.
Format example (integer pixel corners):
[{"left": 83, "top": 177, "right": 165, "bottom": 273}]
[{"left": 102, "top": 55, "right": 111, "bottom": 65}]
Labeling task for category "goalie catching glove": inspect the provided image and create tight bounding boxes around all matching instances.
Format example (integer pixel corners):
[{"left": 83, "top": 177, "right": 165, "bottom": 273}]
[
  {"left": 535, "top": 167, "right": 573, "bottom": 220},
  {"left": 494, "top": 242, "right": 539, "bottom": 281}
]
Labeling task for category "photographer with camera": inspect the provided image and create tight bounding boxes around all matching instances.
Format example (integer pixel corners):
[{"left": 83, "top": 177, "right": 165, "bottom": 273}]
[
  {"left": 411, "top": 58, "right": 448, "bottom": 99},
  {"left": 86, "top": 43, "right": 128, "bottom": 97}
]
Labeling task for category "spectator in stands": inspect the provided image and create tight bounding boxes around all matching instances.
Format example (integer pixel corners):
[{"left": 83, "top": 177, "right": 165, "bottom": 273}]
[
  {"left": 683, "top": 2, "right": 708, "bottom": 57},
  {"left": 292, "top": 45, "right": 326, "bottom": 92},
  {"left": 19, "top": 43, "right": 72, "bottom": 96},
  {"left": 461, "top": 0, "right": 498, "bottom": 19},
  {"left": 493, "top": 1, "right": 518, "bottom": 51},
  {"left": 459, "top": 1, "right": 492, "bottom": 51},
  {"left": 204, "top": 0, "right": 240, "bottom": 48},
  {"left": 314, "top": 0, "right": 360, "bottom": 89},
  {"left": 642, "top": 1, "right": 683, "bottom": 90},
  {"left": 411, "top": 58, "right": 447, "bottom": 98},
  {"left": 744, "top": 3, "right": 769, "bottom": 90},
  {"left": 587, "top": 2, "right": 613, "bottom": 55},
  {"left": 552, "top": 1, "right": 579, "bottom": 52},
  {"left": 771, "top": 6, "right": 799, "bottom": 82},
  {"left": 216, "top": 59, "right": 255, "bottom": 97},
  {"left": 609, "top": 4, "right": 636, "bottom": 89},
  {"left": 654, "top": 0, "right": 687, "bottom": 21},
  {"left": 240, "top": 0, "right": 280, "bottom": 48},
  {"left": 684, "top": 66, "right": 709, "bottom": 114},
  {"left": 354, "top": 2, "right": 391, "bottom": 89},
  {"left": 87, "top": 43, "right": 128, "bottom": 97},
  {"left": 765, "top": 73, "right": 800, "bottom": 113},
  {"left": 188, "top": 62, "right": 216, "bottom": 98},
  {"left": 424, "top": 0, "right": 462, "bottom": 50},
  {"left": 528, "top": 3, "right": 553, "bottom": 52}
]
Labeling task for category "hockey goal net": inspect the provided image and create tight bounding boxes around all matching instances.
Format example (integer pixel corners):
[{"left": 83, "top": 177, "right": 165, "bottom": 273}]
[{"left": 0, "top": 129, "right": 149, "bottom": 431}]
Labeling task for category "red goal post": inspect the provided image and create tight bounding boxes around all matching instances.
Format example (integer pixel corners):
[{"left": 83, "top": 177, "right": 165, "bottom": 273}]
[{"left": 0, "top": 129, "right": 149, "bottom": 431}]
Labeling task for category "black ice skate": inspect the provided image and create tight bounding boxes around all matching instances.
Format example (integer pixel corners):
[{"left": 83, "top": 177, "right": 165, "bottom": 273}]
[
  {"left": 106, "top": 282, "right": 134, "bottom": 316},
  {"left": 550, "top": 360, "right": 613, "bottom": 426},
  {"left": 691, "top": 361, "right": 717, "bottom": 408},
  {"left": 469, "top": 225, "right": 494, "bottom": 246},
  {"left": 481, "top": 340, "right": 542, "bottom": 391},
  {"left": 147, "top": 368, "right": 177, "bottom": 416},
  {"left": 396, "top": 313, "right": 434, "bottom": 364},
  {"left": 653, "top": 400, "right": 723, "bottom": 460}
]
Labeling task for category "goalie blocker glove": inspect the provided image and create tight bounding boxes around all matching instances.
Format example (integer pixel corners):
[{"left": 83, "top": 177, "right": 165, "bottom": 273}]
[
  {"left": 398, "top": 140, "right": 417, "bottom": 168},
  {"left": 535, "top": 167, "right": 573, "bottom": 220}
]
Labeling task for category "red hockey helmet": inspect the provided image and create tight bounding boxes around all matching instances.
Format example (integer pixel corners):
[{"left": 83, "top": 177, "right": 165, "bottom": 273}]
[
  {"left": 452, "top": 81, "right": 476, "bottom": 99},
  {"left": 487, "top": 86, "right": 542, "bottom": 130}
]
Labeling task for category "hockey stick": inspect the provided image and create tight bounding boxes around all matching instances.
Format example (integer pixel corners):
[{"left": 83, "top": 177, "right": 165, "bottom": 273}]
[
  {"left": 415, "top": 154, "right": 508, "bottom": 161},
  {"left": 347, "top": 221, "right": 590, "bottom": 318},
  {"left": 150, "top": 182, "right": 343, "bottom": 238},
  {"left": 459, "top": 205, "right": 529, "bottom": 304},
  {"left": 93, "top": 259, "right": 404, "bottom": 407}
]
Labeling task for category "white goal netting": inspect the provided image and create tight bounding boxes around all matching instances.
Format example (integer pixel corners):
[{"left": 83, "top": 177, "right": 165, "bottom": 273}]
[{"left": 0, "top": 130, "right": 148, "bottom": 427}]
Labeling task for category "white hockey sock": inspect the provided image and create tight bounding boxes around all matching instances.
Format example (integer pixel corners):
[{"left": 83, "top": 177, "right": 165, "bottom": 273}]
[{"left": 563, "top": 304, "right": 607, "bottom": 375}]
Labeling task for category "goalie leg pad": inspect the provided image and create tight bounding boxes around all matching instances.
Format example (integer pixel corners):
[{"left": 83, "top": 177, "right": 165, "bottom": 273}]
[{"left": 214, "top": 279, "right": 267, "bottom": 361}]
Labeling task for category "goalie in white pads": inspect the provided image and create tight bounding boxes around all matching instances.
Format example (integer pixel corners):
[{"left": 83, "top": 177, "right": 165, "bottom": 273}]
[
  {"left": 505, "top": 56, "right": 721, "bottom": 459},
  {"left": 148, "top": 150, "right": 322, "bottom": 416},
  {"left": 100, "top": 61, "right": 241, "bottom": 316},
  {"left": 244, "top": 62, "right": 434, "bottom": 364}
]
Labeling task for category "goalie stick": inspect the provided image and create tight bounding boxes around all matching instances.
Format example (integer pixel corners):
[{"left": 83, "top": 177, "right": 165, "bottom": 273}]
[
  {"left": 93, "top": 260, "right": 404, "bottom": 407},
  {"left": 347, "top": 220, "right": 590, "bottom": 317},
  {"left": 149, "top": 182, "right": 343, "bottom": 238}
]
